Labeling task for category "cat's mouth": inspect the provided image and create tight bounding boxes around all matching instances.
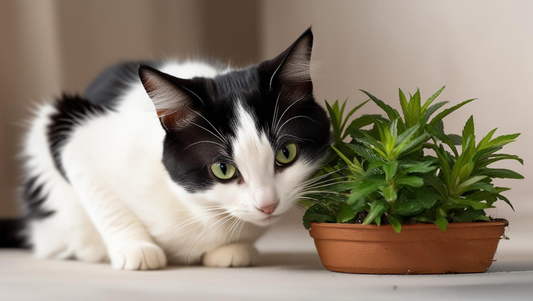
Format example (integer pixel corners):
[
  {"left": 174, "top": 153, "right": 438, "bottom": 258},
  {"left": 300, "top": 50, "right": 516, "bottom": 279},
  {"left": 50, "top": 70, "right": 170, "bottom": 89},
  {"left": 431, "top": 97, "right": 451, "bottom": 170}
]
[{"left": 262, "top": 214, "right": 280, "bottom": 222}]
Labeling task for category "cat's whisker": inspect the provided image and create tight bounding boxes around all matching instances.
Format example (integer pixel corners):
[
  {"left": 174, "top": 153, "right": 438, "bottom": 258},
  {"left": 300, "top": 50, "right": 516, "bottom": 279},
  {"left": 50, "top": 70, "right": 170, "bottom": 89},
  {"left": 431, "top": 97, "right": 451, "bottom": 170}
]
[
  {"left": 190, "top": 110, "right": 229, "bottom": 144},
  {"left": 189, "top": 121, "right": 227, "bottom": 145},
  {"left": 296, "top": 196, "right": 331, "bottom": 210},
  {"left": 228, "top": 216, "right": 242, "bottom": 245},
  {"left": 183, "top": 140, "right": 226, "bottom": 151},
  {"left": 301, "top": 177, "right": 348, "bottom": 189},
  {"left": 236, "top": 218, "right": 246, "bottom": 243},
  {"left": 227, "top": 213, "right": 245, "bottom": 244},
  {"left": 277, "top": 134, "right": 315, "bottom": 144},
  {"left": 301, "top": 190, "right": 341, "bottom": 196},
  {"left": 276, "top": 115, "right": 318, "bottom": 137},
  {"left": 291, "top": 203, "right": 307, "bottom": 214},
  {"left": 164, "top": 206, "right": 226, "bottom": 213},
  {"left": 163, "top": 211, "right": 227, "bottom": 249},
  {"left": 303, "top": 180, "right": 352, "bottom": 191},
  {"left": 185, "top": 214, "right": 235, "bottom": 265},
  {"left": 299, "top": 167, "right": 347, "bottom": 186},
  {"left": 223, "top": 218, "right": 239, "bottom": 245},
  {"left": 158, "top": 209, "right": 226, "bottom": 219},
  {"left": 271, "top": 87, "right": 284, "bottom": 131},
  {"left": 163, "top": 214, "right": 220, "bottom": 249},
  {"left": 273, "top": 94, "right": 306, "bottom": 133}
]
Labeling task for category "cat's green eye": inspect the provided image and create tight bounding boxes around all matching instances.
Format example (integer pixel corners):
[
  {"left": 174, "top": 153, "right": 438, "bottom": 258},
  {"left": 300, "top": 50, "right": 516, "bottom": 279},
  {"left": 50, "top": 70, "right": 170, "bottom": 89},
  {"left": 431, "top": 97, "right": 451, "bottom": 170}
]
[
  {"left": 211, "top": 162, "right": 237, "bottom": 180},
  {"left": 276, "top": 143, "right": 298, "bottom": 166}
]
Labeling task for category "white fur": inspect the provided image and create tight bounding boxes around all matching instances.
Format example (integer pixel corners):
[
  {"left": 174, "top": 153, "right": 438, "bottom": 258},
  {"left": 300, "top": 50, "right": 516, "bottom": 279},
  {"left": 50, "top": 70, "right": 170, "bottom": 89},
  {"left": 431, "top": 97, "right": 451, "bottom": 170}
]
[{"left": 22, "top": 61, "right": 318, "bottom": 270}]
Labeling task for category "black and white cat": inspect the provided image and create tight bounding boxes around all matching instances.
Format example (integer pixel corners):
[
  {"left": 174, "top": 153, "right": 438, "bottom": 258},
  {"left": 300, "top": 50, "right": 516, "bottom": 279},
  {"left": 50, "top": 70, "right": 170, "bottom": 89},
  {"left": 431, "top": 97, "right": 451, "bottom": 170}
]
[{"left": 20, "top": 28, "right": 330, "bottom": 270}]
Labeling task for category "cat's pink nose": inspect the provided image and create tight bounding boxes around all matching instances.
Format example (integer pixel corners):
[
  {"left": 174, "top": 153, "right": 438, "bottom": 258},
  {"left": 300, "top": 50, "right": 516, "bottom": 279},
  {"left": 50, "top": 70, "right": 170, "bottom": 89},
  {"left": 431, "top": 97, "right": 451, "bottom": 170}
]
[{"left": 256, "top": 203, "right": 278, "bottom": 215}]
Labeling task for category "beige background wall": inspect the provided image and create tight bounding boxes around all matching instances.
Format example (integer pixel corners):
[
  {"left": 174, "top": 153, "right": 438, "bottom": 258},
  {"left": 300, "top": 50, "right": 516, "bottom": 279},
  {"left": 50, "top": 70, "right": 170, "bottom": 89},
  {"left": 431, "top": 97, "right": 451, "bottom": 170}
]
[{"left": 1, "top": 1, "right": 531, "bottom": 226}]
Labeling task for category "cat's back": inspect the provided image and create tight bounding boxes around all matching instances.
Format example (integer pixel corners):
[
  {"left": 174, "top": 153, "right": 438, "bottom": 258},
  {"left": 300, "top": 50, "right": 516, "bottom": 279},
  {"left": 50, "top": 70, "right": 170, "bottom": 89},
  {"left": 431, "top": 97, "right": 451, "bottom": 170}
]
[{"left": 84, "top": 60, "right": 222, "bottom": 108}]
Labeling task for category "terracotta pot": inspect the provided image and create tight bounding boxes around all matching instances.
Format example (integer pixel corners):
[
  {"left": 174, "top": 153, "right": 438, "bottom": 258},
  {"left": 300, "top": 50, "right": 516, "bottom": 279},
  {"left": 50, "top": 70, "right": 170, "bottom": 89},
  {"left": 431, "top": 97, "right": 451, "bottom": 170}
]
[{"left": 309, "top": 221, "right": 506, "bottom": 274}]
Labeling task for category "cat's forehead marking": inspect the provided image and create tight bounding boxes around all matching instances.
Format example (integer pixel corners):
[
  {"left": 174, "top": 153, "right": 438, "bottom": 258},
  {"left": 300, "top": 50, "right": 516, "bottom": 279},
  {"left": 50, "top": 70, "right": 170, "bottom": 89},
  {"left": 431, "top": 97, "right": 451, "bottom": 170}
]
[{"left": 231, "top": 102, "right": 275, "bottom": 185}]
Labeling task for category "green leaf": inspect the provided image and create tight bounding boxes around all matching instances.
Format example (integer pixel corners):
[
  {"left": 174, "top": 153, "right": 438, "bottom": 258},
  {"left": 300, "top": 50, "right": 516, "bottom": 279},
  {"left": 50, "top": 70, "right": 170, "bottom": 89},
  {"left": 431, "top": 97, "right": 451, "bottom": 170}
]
[
  {"left": 407, "top": 89, "right": 421, "bottom": 127},
  {"left": 450, "top": 198, "right": 493, "bottom": 210},
  {"left": 462, "top": 116, "right": 475, "bottom": 150},
  {"left": 476, "top": 168, "right": 524, "bottom": 179},
  {"left": 400, "top": 161, "right": 436, "bottom": 175},
  {"left": 456, "top": 175, "right": 487, "bottom": 195},
  {"left": 423, "top": 101, "right": 449, "bottom": 123},
  {"left": 302, "top": 204, "right": 336, "bottom": 229},
  {"left": 388, "top": 215, "right": 402, "bottom": 233},
  {"left": 399, "top": 89, "right": 409, "bottom": 122},
  {"left": 472, "top": 145, "right": 503, "bottom": 163},
  {"left": 383, "top": 161, "right": 398, "bottom": 181},
  {"left": 340, "top": 99, "right": 371, "bottom": 139},
  {"left": 357, "top": 132, "right": 387, "bottom": 158},
  {"left": 497, "top": 193, "right": 515, "bottom": 211},
  {"left": 465, "top": 181, "right": 497, "bottom": 193},
  {"left": 381, "top": 185, "right": 397, "bottom": 202},
  {"left": 396, "top": 124, "right": 420, "bottom": 145},
  {"left": 476, "top": 128, "right": 498, "bottom": 150},
  {"left": 394, "top": 187, "right": 438, "bottom": 215},
  {"left": 435, "top": 207, "right": 448, "bottom": 231},
  {"left": 347, "top": 114, "right": 383, "bottom": 134},
  {"left": 411, "top": 209, "right": 436, "bottom": 223},
  {"left": 447, "top": 134, "right": 462, "bottom": 145},
  {"left": 360, "top": 90, "right": 401, "bottom": 121},
  {"left": 351, "top": 194, "right": 369, "bottom": 212},
  {"left": 426, "top": 125, "right": 458, "bottom": 156},
  {"left": 485, "top": 133, "right": 520, "bottom": 149},
  {"left": 336, "top": 203, "right": 356, "bottom": 223},
  {"left": 325, "top": 101, "right": 340, "bottom": 142},
  {"left": 346, "top": 143, "right": 382, "bottom": 162},
  {"left": 477, "top": 154, "right": 524, "bottom": 168},
  {"left": 339, "top": 99, "right": 347, "bottom": 122},
  {"left": 452, "top": 209, "right": 487, "bottom": 223},
  {"left": 394, "top": 198, "right": 424, "bottom": 216},
  {"left": 347, "top": 181, "right": 383, "bottom": 204},
  {"left": 396, "top": 132, "right": 430, "bottom": 157},
  {"left": 362, "top": 199, "right": 390, "bottom": 225},
  {"left": 331, "top": 145, "right": 355, "bottom": 168},
  {"left": 302, "top": 213, "right": 336, "bottom": 229},
  {"left": 421, "top": 86, "right": 446, "bottom": 112},
  {"left": 397, "top": 176, "right": 424, "bottom": 187},
  {"left": 468, "top": 190, "right": 500, "bottom": 203},
  {"left": 430, "top": 98, "right": 476, "bottom": 127},
  {"left": 365, "top": 161, "right": 386, "bottom": 175}
]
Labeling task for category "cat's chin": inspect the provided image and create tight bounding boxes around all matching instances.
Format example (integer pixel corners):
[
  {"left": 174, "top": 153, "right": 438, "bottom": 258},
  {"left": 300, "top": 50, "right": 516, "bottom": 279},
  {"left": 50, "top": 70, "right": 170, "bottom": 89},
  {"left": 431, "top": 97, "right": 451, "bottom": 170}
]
[{"left": 246, "top": 214, "right": 282, "bottom": 227}]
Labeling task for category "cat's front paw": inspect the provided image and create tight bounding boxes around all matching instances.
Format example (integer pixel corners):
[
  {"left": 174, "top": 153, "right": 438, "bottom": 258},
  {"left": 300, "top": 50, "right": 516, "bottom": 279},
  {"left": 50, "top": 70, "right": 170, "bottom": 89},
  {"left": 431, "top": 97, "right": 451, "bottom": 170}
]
[
  {"left": 202, "top": 243, "right": 259, "bottom": 268},
  {"left": 110, "top": 242, "right": 167, "bottom": 270}
]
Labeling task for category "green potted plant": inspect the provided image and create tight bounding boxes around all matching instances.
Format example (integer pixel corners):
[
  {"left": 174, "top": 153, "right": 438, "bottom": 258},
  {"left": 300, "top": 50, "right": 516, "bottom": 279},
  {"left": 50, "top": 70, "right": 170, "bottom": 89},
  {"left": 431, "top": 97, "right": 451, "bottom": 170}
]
[{"left": 302, "top": 86, "right": 524, "bottom": 274}]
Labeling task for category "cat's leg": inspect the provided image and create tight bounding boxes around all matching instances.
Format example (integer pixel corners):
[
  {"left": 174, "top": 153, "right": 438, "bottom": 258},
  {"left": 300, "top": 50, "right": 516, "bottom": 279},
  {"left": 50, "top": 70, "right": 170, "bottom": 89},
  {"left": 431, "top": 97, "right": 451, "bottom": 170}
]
[
  {"left": 27, "top": 177, "right": 108, "bottom": 264},
  {"left": 61, "top": 143, "right": 167, "bottom": 270},
  {"left": 202, "top": 243, "right": 259, "bottom": 267}
]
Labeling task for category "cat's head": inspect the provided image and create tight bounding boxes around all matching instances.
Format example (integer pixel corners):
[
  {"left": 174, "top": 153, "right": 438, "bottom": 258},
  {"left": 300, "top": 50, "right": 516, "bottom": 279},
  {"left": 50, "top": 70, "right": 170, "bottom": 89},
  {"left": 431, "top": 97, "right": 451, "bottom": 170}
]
[{"left": 139, "top": 28, "right": 331, "bottom": 226}]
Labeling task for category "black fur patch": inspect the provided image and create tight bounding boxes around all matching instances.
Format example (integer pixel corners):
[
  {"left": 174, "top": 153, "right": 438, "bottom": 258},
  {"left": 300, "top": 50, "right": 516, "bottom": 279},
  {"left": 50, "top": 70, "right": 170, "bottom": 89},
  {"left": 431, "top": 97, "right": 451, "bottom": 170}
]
[
  {"left": 0, "top": 219, "right": 26, "bottom": 248},
  {"left": 47, "top": 94, "right": 110, "bottom": 179},
  {"left": 22, "top": 176, "right": 54, "bottom": 220}
]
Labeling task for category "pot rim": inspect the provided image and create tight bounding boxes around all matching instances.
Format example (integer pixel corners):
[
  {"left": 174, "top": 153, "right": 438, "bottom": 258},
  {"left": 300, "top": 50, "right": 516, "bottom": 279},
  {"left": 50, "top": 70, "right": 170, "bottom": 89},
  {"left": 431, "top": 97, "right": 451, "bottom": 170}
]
[{"left": 310, "top": 220, "right": 508, "bottom": 230}]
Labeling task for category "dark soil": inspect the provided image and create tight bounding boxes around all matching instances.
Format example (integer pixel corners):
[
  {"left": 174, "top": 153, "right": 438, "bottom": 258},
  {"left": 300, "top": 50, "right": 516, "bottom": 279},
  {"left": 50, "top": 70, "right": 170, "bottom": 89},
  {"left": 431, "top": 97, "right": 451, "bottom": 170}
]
[
  {"left": 488, "top": 217, "right": 509, "bottom": 226},
  {"left": 350, "top": 213, "right": 509, "bottom": 226}
]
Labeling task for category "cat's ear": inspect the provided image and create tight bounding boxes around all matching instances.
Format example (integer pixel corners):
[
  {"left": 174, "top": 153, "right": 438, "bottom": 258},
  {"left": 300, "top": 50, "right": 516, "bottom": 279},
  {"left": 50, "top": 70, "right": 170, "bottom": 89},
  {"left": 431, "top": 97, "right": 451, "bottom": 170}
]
[
  {"left": 139, "top": 66, "right": 203, "bottom": 130},
  {"left": 263, "top": 27, "right": 314, "bottom": 90}
]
